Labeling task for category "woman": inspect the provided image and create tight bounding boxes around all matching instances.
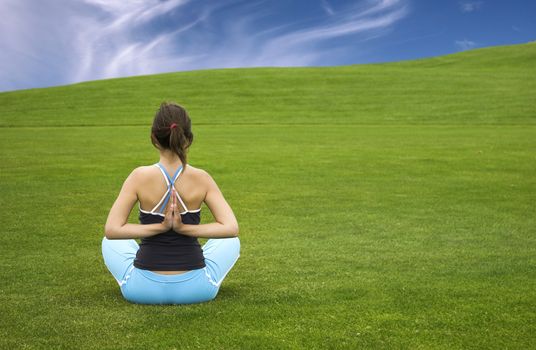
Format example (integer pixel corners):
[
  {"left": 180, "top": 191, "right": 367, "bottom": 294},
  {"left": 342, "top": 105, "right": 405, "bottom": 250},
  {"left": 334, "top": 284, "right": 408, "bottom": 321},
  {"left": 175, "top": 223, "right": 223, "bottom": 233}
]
[{"left": 101, "top": 102, "right": 240, "bottom": 305}]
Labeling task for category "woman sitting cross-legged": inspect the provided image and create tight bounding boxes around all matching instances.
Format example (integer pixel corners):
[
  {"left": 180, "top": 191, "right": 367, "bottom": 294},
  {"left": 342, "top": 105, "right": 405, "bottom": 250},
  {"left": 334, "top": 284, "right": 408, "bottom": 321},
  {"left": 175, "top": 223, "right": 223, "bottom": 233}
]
[{"left": 101, "top": 101, "right": 240, "bottom": 305}]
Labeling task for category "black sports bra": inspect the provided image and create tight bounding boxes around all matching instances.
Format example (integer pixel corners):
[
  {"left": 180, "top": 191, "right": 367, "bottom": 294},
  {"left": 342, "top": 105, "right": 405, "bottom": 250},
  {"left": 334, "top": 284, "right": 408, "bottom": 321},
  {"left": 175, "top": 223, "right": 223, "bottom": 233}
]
[{"left": 133, "top": 163, "right": 206, "bottom": 271}]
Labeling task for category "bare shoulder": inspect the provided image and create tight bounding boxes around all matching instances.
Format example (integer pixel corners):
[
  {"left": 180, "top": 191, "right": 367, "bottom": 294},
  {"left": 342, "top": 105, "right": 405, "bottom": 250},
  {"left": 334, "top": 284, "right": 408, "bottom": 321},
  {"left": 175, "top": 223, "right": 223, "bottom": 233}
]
[
  {"left": 184, "top": 164, "right": 213, "bottom": 183},
  {"left": 128, "top": 165, "right": 157, "bottom": 183},
  {"left": 131, "top": 165, "right": 155, "bottom": 176},
  {"left": 185, "top": 165, "right": 223, "bottom": 201},
  {"left": 130, "top": 164, "right": 215, "bottom": 187}
]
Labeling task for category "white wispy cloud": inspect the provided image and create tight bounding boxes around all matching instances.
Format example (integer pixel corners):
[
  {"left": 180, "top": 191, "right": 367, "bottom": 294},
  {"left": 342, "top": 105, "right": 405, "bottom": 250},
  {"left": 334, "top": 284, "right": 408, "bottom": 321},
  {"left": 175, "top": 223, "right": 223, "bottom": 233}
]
[
  {"left": 321, "top": 0, "right": 335, "bottom": 16},
  {"left": 455, "top": 39, "right": 477, "bottom": 51},
  {"left": 250, "top": 0, "right": 409, "bottom": 66},
  {"left": 459, "top": 1, "right": 483, "bottom": 13},
  {"left": 74, "top": 0, "right": 196, "bottom": 82},
  {"left": 0, "top": 0, "right": 410, "bottom": 91}
]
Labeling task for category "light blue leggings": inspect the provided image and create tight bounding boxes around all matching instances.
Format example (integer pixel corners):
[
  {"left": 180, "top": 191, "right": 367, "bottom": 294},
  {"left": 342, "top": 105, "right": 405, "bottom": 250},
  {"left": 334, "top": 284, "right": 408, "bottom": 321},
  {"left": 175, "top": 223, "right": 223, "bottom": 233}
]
[{"left": 101, "top": 237, "right": 240, "bottom": 305}]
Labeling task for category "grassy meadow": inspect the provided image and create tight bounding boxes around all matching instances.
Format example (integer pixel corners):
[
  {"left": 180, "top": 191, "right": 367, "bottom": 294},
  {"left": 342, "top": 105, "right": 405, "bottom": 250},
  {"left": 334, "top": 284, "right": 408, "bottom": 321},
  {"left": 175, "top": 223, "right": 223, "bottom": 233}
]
[{"left": 0, "top": 42, "right": 535, "bottom": 349}]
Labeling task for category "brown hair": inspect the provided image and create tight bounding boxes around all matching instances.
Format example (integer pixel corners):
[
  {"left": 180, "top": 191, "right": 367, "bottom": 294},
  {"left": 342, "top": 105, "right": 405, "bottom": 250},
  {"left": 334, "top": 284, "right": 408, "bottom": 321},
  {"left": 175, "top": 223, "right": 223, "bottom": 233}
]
[{"left": 150, "top": 102, "right": 194, "bottom": 167}]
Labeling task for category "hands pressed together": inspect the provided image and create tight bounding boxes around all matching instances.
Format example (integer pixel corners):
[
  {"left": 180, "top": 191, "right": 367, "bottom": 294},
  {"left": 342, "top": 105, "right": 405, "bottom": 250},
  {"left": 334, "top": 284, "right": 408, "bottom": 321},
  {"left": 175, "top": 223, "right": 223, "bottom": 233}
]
[{"left": 161, "top": 188, "right": 186, "bottom": 234}]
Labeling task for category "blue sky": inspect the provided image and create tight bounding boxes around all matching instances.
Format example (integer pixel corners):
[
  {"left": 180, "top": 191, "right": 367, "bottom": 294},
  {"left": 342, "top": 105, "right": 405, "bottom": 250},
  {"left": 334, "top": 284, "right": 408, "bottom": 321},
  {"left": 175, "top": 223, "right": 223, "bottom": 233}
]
[{"left": 0, "top": 0, "right": 534, "bottom": 92}]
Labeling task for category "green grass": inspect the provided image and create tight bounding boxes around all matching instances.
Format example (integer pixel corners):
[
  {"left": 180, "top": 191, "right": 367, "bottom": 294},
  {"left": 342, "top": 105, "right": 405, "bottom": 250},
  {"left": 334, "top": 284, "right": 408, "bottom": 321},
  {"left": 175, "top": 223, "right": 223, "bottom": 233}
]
[{"left": 1, "top": 42, "right": 535, "bottom": 349}]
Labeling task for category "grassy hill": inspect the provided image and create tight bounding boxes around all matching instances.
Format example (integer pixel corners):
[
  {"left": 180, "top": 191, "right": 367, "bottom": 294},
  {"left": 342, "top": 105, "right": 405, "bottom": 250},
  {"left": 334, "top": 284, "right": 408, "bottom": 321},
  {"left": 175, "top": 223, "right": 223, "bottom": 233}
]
[
  {"left": 0, "top": 42, "right": 535, "bottom": 349},
  {"left": 0, "top": 41, "right": 535, "bottom": 127}
]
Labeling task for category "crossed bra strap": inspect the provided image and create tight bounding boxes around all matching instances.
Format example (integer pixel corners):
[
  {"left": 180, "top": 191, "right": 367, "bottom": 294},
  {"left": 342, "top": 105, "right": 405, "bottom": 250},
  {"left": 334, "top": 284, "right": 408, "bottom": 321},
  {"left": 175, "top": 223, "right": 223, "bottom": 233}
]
[{"left": 151, "top": 162, "right": 190, "bottom": 214}]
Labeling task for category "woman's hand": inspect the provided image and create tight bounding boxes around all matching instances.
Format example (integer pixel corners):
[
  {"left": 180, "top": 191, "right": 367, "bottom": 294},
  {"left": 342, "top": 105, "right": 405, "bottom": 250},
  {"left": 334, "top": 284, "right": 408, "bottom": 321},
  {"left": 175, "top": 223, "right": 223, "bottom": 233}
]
[
  {"left": 170, "top": 188, "right": 185, "bottom": 233},
  {"left": 162, "top": 188, "right": 185, "bottom": 233},
  {"left": 161, "top": 196, "right": 174, "bottom": 231}
]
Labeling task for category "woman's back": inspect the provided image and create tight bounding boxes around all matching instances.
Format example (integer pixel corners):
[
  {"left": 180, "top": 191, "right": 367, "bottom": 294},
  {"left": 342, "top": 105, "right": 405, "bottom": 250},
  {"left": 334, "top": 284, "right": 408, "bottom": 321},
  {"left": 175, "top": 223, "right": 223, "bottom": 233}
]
[
  {"left": 137, "top": 162, "right": 207, "bottom": 214},
  {"left": 133, "top": 162, "right": 208, "bottom": 271},
  {"left": 102, "top": 101, "right": 239, "bottom": 304}
]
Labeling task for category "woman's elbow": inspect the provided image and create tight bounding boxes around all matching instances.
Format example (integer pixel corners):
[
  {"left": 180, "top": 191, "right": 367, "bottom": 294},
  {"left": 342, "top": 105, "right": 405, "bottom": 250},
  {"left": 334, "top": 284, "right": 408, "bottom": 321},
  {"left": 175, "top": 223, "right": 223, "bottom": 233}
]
[
  {"left": 104, "top": 224, "right": 117, "bottom": 239},
  {"left": 230, "top": 223, "right": 239, "bottom": 237}
]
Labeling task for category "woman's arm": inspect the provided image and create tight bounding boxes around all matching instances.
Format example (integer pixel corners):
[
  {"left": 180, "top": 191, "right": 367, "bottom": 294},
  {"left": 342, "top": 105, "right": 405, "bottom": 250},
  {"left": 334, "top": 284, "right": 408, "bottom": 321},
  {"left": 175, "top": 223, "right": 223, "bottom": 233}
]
[
  {"left": 176, "top": 170, "right": 239, "bottom": 239},
  {"left": 104, "top": 168, "right": 167, "bottom": 239}
]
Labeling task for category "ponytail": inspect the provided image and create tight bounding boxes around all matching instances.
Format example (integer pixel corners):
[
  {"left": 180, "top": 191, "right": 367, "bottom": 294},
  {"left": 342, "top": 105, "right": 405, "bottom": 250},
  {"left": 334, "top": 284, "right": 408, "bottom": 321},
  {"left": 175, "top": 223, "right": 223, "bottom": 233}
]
[
  {"left": 150, "top": 102, "right": 194, "bottom": 167},
  {"left": 169, "top": 121, "right": 188, "bottom": 167}
]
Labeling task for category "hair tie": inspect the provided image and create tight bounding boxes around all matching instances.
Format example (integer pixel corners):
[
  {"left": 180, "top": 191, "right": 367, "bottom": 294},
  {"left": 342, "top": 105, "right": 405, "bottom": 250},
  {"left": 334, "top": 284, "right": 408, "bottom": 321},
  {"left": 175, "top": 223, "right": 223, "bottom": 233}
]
[{"left": 169, "top": 123, "right": 177, "bottom": 130}]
